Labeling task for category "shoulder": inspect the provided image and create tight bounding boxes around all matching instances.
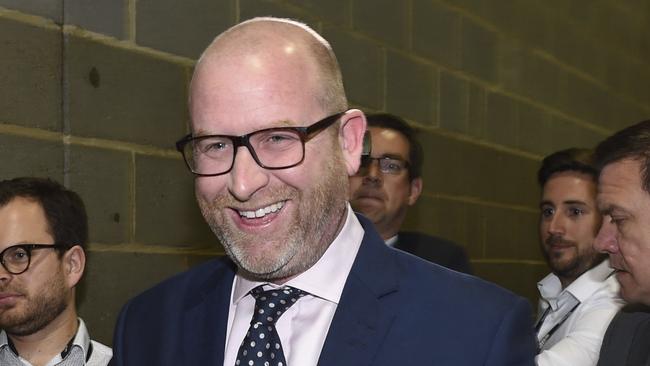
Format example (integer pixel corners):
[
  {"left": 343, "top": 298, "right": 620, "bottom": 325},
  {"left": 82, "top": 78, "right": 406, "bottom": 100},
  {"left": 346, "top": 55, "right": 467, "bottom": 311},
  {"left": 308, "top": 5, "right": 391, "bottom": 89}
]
[
  {"left": 598, "top": 304, "right": 650, "bottom": 365},
  {"left": 608, "top": 304, "right": 650, "bottom": 331},
  {"left": 390, "top": 248, "right": 527, "bottom": 315},
  {"left": 373, "top": 249, "right": 536, "bottom": 362},
  {"left": 122, "top": 256, "right": 235, "bottom": 313}
]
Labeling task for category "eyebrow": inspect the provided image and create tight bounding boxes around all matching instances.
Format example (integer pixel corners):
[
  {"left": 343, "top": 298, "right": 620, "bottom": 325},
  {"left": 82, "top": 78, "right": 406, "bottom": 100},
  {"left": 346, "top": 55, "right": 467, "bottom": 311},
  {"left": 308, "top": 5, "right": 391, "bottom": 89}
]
[
  {"left": 192, "top": 119, "right": 297, "bottom": 136},
  {"left": 539, "top": 200, "right": 589, "bottom": 209},
  {"left": 374, "top": 153, "right": 408, "bottom": 161},
  {"left": 598, "top": 203, "right": 627, "bottom": 216}
]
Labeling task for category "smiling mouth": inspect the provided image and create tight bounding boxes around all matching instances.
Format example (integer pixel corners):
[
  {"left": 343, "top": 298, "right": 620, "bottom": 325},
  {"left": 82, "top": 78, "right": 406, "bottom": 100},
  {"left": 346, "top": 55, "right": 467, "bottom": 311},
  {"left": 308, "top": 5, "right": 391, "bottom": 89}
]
[{"left": 237, "top": 201, "right": 285, "bottom": 219}]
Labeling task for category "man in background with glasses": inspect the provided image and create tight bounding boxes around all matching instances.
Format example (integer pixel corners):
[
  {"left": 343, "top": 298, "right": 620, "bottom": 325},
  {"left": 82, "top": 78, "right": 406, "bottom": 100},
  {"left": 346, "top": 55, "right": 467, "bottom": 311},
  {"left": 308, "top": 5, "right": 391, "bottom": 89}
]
[
  {"left": 0, "top": 177, "right": 112, "bottom": 366},
  {"left": 112, "top": 17, "right": 535, "bottom": 365},
  {"left": 349, "top": 113, "right": 472, "bottom": 274}
]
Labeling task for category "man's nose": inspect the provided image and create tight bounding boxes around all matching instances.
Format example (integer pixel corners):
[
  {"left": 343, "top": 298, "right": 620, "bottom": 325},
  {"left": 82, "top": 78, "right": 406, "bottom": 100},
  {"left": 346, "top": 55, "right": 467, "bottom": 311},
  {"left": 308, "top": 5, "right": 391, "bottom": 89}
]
[
  {"left": 362, "top": 159, "right": 383, "bottom": 184},
  {"left": 0, "top": 263, "right": 14, "bottom": 282},
  {"left": 594, "top": 218, "right": 619, "bottom": 254},
  {"left": 228, "top": 146, "right": 270, "bottom": 201},
  {"left": 546, "top": 213, "right": 565, "bottom": 236}
]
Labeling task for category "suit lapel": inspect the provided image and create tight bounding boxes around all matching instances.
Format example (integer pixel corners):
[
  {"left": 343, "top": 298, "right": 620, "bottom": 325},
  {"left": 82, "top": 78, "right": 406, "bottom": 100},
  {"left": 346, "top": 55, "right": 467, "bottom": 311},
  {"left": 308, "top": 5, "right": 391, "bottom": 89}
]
[
  {"left": 318, "top": 215, "right": 399, "bottom": 366},
  {"left": 182, "top": 259, "right": 236, "bottom": 364}
]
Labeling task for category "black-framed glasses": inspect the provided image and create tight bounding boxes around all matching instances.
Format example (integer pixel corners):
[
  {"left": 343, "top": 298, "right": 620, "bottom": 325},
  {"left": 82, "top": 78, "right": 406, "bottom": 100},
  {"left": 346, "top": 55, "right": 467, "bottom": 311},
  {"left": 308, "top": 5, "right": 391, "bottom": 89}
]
[
  {"left": 176, "top": 112, "right": 346, "bottom": 176},
  {"left": 357, "top": 156, "right": 410, "bottom": 176},
  {"left": 0, "top": 244, "right": 67, "bottom": 275}
]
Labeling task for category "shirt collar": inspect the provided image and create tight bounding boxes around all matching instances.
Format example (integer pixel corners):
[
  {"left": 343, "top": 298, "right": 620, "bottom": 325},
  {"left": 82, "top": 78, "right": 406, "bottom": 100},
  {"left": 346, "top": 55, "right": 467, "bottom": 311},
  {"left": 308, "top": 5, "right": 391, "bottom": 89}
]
[
  {"left": 538, "top": 259, "right": 615, "bottom": 309},
  {"left": 233, "top": 203, "right": 364, "bottom": 305},
  {"left": 0, "top": 318, "right": 92, "bottom": 364},
  {"left": 385, "top": 235, "right": 398, "bottom": 247}
]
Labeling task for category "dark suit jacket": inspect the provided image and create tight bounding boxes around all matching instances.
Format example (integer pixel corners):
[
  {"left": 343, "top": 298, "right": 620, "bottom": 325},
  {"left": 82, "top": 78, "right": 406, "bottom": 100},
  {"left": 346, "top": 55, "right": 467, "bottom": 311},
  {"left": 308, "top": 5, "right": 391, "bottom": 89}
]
[
  {"left": 111, "top": 215, "right": 536, "bottom": 365},
  {"left": 597, "top": 304, "right": 650, "bottom": 366},
  {"left": 395, "top": 231, "right": 473, "bottom": 274}
]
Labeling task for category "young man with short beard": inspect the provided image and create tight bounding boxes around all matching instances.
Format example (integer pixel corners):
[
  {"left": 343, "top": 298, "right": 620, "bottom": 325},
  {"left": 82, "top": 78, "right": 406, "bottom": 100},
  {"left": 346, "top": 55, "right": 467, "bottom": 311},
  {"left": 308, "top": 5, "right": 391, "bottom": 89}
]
[
  {"left": 535, "top": 148, "right": 623, "bottom": 366},
  {"left": 0, "top": 177, "right": 112, "bottom": 366}
]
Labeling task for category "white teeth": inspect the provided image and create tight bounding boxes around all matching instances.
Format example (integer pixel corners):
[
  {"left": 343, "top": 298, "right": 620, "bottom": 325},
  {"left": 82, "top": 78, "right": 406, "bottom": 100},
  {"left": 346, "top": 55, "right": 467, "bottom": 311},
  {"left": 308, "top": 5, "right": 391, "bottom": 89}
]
[{"left": 239, "top": 201, "right": 284, "bottom": 219}]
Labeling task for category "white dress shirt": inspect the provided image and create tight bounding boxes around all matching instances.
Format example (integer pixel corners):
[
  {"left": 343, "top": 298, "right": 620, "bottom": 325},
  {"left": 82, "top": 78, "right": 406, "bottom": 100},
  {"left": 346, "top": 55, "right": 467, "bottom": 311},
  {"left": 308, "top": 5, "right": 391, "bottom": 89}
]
[
  {"left": 535, "top": 259, "right": 624, "bottom": 366},
  {"left": 0, "top": 318, "right": 112, "bottom": 366},
  {"left": 223, "top": 204, "right": 364, "bottom": 366}
]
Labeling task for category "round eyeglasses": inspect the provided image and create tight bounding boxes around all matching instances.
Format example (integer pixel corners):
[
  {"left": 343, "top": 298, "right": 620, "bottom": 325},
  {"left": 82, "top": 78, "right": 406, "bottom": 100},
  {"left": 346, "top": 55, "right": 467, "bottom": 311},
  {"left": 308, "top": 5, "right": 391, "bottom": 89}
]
[
  {"left": 0, "top": 244, "right": 67, "bottom": 275},
  {"left": 357, "top": 156, "right": 410, "bottom": 176},
  {"left": 175, "top": 112, "right": 345, "bottom": 176}
]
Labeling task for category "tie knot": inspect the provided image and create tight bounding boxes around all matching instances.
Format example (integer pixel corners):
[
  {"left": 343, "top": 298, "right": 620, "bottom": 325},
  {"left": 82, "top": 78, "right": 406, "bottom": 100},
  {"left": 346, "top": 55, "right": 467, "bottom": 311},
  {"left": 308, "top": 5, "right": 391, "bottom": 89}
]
[{"left": 250, "top": 286, "right": 305, "bottom": 325}]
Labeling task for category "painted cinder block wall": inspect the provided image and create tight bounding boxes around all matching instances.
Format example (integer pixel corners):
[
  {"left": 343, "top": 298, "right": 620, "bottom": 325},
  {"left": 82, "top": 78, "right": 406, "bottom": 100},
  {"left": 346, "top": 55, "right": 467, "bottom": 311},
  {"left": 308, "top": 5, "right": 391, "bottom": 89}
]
[{"left": 1, "top": 0, "right": 649, "bottom": 344}]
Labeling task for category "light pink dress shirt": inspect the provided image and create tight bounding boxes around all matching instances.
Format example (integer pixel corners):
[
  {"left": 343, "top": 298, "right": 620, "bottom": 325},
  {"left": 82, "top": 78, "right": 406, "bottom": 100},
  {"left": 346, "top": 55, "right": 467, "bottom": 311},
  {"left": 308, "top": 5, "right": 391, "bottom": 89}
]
[{"left": 223, "top": 205, "right": 364, "bottom": 366}]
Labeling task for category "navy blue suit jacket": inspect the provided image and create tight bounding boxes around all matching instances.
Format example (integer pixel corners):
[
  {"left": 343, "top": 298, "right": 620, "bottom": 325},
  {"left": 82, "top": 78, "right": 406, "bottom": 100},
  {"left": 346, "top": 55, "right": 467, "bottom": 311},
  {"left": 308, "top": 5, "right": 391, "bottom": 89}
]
[{"left": 112, "top": 215, "right": 536, "bottom": 365}]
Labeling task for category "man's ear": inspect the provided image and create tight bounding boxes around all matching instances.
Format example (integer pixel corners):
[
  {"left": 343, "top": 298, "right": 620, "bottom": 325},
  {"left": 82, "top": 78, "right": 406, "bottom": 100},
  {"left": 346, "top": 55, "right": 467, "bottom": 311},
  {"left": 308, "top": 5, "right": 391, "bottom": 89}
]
[
  {"left": 408, "top": 177, "right": 423, "bottom": 206},
  {"left": 63, "top": 245, "right": 86, "bottom": 288},
  {"left": 338, "top": 109, "right": 367, "bottom": 176}
]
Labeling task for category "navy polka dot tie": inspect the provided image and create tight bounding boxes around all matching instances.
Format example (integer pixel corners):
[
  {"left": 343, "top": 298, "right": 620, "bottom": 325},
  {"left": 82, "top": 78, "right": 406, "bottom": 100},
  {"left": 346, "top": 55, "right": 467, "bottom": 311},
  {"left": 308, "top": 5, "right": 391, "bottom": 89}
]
[{"left": 235, "top": 285, "right": 306, "bottom": 366}]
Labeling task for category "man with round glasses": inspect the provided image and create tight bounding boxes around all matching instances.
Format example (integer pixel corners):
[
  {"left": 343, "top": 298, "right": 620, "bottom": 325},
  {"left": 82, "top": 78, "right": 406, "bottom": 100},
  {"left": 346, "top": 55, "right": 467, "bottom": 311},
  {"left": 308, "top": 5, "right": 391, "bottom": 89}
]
[
  {"left": 0, "top": 177, "right": 112, "bottom": 365},
  {"left": 350, "top": 113, "right": 472, "bottom": 274},
  {"left": 112, "top": 17, "right": 535, "bottom": 365}
]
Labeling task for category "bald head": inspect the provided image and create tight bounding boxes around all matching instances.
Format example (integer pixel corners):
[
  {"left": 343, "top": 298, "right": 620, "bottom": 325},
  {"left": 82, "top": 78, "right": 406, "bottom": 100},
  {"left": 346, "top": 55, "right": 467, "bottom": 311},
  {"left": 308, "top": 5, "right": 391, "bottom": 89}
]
[{"left": 190, "top": 17, "right": 347, "bottom": 122}]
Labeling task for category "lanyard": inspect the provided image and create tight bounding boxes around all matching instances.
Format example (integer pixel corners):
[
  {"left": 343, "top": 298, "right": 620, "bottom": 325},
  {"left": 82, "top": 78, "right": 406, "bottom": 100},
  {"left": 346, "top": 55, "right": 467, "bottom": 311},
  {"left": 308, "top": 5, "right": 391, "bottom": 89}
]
[{"left": 536, "top": 300, "right": 581, "bottom": 353}]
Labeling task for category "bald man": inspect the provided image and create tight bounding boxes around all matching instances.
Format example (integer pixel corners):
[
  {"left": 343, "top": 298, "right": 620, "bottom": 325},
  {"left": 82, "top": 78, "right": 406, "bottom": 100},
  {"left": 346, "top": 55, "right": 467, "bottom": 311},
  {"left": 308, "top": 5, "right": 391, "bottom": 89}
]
[{"left": 111, "top": 17, "right": 536, "bottom": 366}]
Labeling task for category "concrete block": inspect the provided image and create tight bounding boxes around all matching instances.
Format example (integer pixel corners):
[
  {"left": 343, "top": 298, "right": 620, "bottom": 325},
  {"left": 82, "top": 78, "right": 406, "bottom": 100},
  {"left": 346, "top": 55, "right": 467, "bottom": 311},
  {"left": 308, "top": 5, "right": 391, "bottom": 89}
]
[
  {"left": 418, "top": 133, "right": 472, "bottom": 196},
  {"left": 402, "top": 197, "right": 441, "bottom": 235},
  {"left": 419, "top": 131, "right": 539, "bottom": 207},
  {"left": 0, "top": 17, "right": 61, "bottom": 131},
  {"left": 516, "top": 103, "right": 553, "bottom": 155},
  {"left": 552, "top": 24, "right": 605, "bottom": 81},
  {"left": 0, "top": 135, "right": 63, "bottom": 181},
  {"left": 285, "top": 0, "right": 351, "bottom": 25},
  {"left": 67, "top": 146, "right": 132, "bottom": 244},
  {"left": 510, "top": 2, "right": 554, "bottom": 51},
  {"left": 461, "top": 18, "right": 498, "bottom": 84},
  {"left": 135, "top": 154, "right": 217, "bottom": 247},
  {"left": 547, "top": 115, "right": 601, "bottom": 153},
  {"left": 473, "top": 261, "right": 548, "bottom": 307},
  {"left": 0, "top": 0, "right": 62, "bottom": 22},
  {"left": 499, "top": 40, "right": 563, "bottom": 110},
  {"left": 485, "top": 92, "right": 518, "bottom": 148},
  {"left": 464, "top": 145, "right": 539, "bottom": 208},
  {"left": 324, "top": 27, "right": 383, "bottom": 110},
  {"left": 137, "top": 0, "right": 233, "bottom": 59},
  {"left": 439, "top": 71, "right": 468, "bottom": 134},
  {"left": 412, "top": 1, "right": 460, "bottom": 68},
  {"left": 560, "top": 74, "right": 611, "bottom": 129},
  {"left": 484, "top": 206, "right": 542, "bottom": 261},
  {"left": 386, "top": 51, "right": 437, "bottom": 124},
  {"left": 403, "top": 196, "right": 483, "bottom": 260},
  {"left": 464, "top": 202, "right": 486, "bottom": 259},
  {"left": 239, "top": 0, "right": 319, "bottom": 31},
  {"left": 65, "top": 34, "right": 188, "bottom": 148},
  {"left": 78, "top": 251, "right": 216, "bottom": 345},
  {"left": 352, "top": 0, "right": 409, "bottom": 48},
  {"left": 65, "top": 0, "right": 125, "bottom": 39},
  {"left": 467, "top": 82, "right": 486, "bottom": 139}
]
